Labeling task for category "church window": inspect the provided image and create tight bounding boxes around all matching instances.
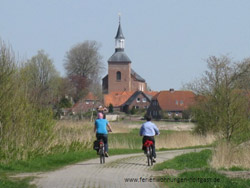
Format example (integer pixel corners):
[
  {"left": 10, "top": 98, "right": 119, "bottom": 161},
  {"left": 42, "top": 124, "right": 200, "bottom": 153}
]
[{"left": 116, "top": 71, "right": 121, "bottom": 81}]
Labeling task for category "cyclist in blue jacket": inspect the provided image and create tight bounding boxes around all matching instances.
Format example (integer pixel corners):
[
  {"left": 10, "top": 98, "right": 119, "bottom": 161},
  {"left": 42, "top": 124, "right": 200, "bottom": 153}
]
[
  {"left": 140, "top": 115, "right": 160, "bottom": 162},
  {"left": 94, "top": 112, "right": 112, "bottom": 157}
]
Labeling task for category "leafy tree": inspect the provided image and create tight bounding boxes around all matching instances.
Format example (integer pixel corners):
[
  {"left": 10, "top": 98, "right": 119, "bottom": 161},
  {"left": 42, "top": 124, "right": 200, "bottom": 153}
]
[
  {"left": 186, "top": 56, "right": 250, "bottom": 143},
  {"left": 58, "top": 97, "right": 72, "bottom": 108},
  {"left": 21, "top": 50, "right": 60, "bottom": 106}
]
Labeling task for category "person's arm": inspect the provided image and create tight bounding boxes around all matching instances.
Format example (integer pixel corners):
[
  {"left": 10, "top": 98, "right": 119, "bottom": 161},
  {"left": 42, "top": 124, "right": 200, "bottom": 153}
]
[
  {"left": 107, "top": 123, "right": 112, "bottom": 132},
  {"left": 139, "top": 125, "right": 144, "bottom": 136},
  {"left": 154, "top": 124, "right": 160, "bottom": 135},
  {"left": 106, "top": 120, "right": 112, "bottom": 132}
]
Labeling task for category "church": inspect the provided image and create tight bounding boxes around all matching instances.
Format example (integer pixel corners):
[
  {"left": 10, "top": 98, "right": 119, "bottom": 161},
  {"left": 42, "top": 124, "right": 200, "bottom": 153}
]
[
  {"left": 101, "top": 19, "right": 195, "bottom": 116},
  {"left": 102, "top": 19, "right": 147, "bottom": 94}
]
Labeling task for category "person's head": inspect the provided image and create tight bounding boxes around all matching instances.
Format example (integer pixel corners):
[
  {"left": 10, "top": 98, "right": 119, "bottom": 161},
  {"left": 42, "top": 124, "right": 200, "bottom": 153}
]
[
  {"left": 145, "top": 115, "right": 152, "bottom": 121},
  {"left": 97, "top": 112, "right": 103, "bottom": 119}
]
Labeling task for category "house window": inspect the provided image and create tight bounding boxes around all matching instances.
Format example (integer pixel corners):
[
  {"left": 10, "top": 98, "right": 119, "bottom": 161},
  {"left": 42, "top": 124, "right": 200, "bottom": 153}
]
[
  {"left": 116, "top": 71, "right": 121, "bottom": 81},
  {"left": 86, "top": 101, "right": 89, "bottom": 104},
  {"left": 137, "top": 98, "right": 140, "bottom": 103},
  {"left": 135, "top": 106, "right": 139, "bottom": 109},
  {"left": 180, "top": 100, "right": 184, "bottom": 105},
  {"left": 176, "top": 100, "right": 178, "bottom": 105},
  {"left": 142, "top": 98, "right": 147, "bottom": 103},
  {"left": 144, "top": 106, "right": 148, "bottom": 109}
]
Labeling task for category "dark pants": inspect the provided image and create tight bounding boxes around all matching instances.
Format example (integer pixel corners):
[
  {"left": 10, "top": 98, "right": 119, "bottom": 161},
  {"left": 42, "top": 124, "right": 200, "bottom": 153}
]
[
  {"left": 142, "top": 136, "right": 156, "bottom": 158},
  {"left": 96, "top": 133, "right": 108, "bottom": 152}
]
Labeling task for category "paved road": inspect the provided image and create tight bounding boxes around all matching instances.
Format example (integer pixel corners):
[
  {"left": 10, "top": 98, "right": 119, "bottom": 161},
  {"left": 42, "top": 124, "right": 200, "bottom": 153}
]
[{"left": 31, "top": 148, "right": 204, "bottom": 188}]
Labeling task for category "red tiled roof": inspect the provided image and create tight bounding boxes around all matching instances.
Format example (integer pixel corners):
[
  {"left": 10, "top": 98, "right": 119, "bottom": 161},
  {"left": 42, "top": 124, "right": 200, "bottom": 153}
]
[
  {"left": 144, "top": 91, "right": 158, "bottom": 97},
  {"left": 104, "top": 91, "right": 135, "bottom": 107},
  {"left": 71, "top": 92, "right": 99, "bottom": 113},
  {"left": 155, "top": 90, "right": 195, "bottom": 111}
]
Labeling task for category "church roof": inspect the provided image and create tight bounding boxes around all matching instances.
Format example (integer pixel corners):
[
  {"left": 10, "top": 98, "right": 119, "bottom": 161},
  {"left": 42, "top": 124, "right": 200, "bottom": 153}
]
[
  {"left": 131, "top": 69, "right": 145, "bottom": 82},
  {"left": 108, "top": 51, "right": 131, "bottom": 62},
  {"left": 115, "top": 23, "right": 125, "bottom": 39}
]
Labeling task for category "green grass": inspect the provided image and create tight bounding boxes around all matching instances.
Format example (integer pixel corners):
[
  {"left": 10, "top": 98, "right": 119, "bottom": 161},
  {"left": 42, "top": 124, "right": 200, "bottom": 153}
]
[
  {"left": 0, "top": 171, "right": 35, "bottom": 188},
  {"left": 0, "top": 175, "right": 35, "bottom": 188},
  {"left": 153, "top": 149, "right": 212, "bottom": 171},
  {"left": 162, "top": 169, "right": 250, "bottom": 188},
  {"left": 219, "top": 166, "right": 250, "bottom": 171},
  {"left": 0, "top": 150, "right": 97, "bottom": 173}
]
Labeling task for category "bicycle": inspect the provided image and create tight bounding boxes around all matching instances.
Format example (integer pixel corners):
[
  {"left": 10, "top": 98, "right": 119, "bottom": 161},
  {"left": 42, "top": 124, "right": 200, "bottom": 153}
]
[
  {"left": 98, "top": 139, "right": 105, "bottom": 164},
  {"left": 144, "top": 140, "right": 154, "bottom": 166}
]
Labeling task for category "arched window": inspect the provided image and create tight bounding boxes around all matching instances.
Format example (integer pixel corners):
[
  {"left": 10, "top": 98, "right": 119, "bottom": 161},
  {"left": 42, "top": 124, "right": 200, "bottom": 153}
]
[{"left": 116, "top": 71, "right": 121, "bottom": 81}]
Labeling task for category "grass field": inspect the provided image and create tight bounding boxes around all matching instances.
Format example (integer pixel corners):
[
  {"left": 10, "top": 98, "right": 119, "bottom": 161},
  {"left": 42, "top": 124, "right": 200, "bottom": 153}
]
[
  {"left": 153, "top": 149, "right": 212, "bottom": 171},
  {"left": 153, "top": 149, "right": 250, "bottom": 188},
  {"left": 211, "top": 141, "right": 250, "bottom": 170}
]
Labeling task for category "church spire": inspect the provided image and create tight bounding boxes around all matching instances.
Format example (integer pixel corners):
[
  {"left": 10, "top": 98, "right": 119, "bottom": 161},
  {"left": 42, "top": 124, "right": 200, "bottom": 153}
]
[{"left": 115, "top": 14, "right": 125, "bottom": 52}]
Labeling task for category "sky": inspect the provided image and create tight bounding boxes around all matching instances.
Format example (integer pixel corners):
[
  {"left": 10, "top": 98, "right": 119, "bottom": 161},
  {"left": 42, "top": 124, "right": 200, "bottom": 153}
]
[{"left": 1, "top": 0, "right": 250, "bottom": 91}]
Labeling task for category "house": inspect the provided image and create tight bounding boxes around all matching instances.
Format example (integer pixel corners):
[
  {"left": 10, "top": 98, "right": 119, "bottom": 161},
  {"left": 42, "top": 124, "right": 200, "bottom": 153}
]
[
  {"left": 102, "top": 18, "right": 147, "bottom": 94},
  {"left": 147, "top": 89, "right": 196, "bottom": 119},
  {"left": 121, "top": 91, "right": 158, "bottom": 113},
  {"left": 71, "top": 92, "right": 102, "bottom": 114},
  {"left": 104, "top": 90, "right": 158, "bottom": 113},
  {"left": 104, "top": 91, "right": 135, "bottom": 112}
]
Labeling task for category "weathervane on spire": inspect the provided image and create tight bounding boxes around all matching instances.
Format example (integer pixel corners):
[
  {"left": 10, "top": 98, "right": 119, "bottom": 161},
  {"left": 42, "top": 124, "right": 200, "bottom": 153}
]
[{"left": 118, "top": 12, "right": 121, "bottom": 23}]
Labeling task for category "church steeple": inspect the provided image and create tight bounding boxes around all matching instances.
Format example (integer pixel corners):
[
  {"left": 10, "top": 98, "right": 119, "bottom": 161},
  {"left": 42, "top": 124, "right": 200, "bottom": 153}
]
[{"left": 115, "top": 15, "right": 125, "bottom": 52}]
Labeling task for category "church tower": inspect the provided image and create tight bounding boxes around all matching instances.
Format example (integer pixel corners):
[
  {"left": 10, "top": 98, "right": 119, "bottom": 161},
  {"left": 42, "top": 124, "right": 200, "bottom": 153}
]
[
  {"left": 107, "top": 17, "right": 132, "bottom": 93},
  {"left": 102, "top": 16, "right": 147, "bottom": 94}
]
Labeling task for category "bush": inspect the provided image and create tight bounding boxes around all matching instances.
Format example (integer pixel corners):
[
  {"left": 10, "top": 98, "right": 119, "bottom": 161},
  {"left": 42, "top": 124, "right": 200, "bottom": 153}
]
[{"left": 0, "top": 41, "right": 55, "bottom": 163}]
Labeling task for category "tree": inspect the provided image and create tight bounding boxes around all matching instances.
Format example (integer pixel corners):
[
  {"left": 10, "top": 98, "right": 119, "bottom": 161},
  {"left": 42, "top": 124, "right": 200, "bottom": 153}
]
[
  {"left": 64, "top": 41, "right": 104, "bottom": 101},
  {"left": 21, "top": 50, "right": 60, "bottom": 106},
  {"left": 186, "top": 55, "right": 250, "bottom": 143}
]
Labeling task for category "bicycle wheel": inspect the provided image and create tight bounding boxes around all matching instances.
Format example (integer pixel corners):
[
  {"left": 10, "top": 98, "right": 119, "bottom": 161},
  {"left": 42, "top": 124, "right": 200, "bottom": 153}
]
[
  {"left": 99, "top": 148, "right": 103, "bottom": 164},
  {"left": 149, "top": 146, "right": 153, "bottom": 166},
  {"left": 147, "top": 147, "right": 150, "bottom": 166},
  {"left": 102, "top": 152, "right": 105, "bottom": 164},
  {"left": 100, "top": 146, "right": 105, "bottom": 164}
]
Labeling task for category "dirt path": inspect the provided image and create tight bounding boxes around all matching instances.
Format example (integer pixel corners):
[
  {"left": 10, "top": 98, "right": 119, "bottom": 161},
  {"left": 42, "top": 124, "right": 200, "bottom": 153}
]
[{"left": 27, "top": 148, "right": 204, "bottom": 188}]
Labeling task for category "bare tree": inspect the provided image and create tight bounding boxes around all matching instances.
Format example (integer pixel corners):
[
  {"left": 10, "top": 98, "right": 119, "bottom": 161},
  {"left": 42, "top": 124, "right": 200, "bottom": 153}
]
[{"left": 64, "top": 41, "right": 104, "bottom": 101}]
